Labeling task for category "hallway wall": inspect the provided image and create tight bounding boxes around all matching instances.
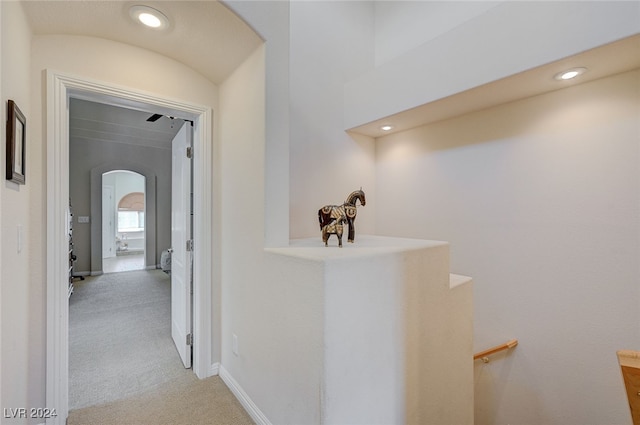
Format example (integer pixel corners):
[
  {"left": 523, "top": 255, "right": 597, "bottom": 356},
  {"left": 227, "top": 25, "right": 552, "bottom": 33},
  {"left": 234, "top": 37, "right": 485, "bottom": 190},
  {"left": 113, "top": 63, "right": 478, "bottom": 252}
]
[
  {"left": 375, "top": 69, "right": 639, "bottom": 424},
  {"left": 288, "top": 0, "right": 376, "bottom": 239},
  {"left": 0, "top": 1, "right": 38, "bottom": 418}
]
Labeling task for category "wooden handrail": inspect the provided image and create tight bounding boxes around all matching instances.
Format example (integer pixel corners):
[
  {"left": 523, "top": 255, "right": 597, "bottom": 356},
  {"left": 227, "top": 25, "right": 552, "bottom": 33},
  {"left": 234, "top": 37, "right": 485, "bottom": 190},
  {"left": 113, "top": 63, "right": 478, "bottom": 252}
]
[{"left": 474, "top": 339, "right": 518, "bottom": 362}]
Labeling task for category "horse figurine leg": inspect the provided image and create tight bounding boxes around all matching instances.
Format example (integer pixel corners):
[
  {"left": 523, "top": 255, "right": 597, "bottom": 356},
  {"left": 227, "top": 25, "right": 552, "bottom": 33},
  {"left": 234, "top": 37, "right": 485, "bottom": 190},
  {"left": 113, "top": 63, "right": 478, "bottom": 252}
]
[
  {"left": 322, "top": 219, "right": 345, "bottom": 247},
  {"left": 346, "top": 217, "right": 355, "bottom": 243},
  {"left": 322, "top": 224, "right": 330, "bottom": 246}
]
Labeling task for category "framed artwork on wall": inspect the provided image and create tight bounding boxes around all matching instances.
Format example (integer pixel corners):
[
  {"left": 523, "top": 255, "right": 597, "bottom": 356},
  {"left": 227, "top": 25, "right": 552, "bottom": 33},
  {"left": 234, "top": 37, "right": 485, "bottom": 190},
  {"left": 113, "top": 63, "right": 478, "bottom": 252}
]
[{"left": 6, "top": 99, "right": 26, "bottom": 184}]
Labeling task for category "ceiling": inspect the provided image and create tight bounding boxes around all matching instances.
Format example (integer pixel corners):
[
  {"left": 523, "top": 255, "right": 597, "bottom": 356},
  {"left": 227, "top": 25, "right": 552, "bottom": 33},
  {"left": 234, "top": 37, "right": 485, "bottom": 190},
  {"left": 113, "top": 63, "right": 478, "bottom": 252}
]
[
  {"left": 22, "top": 1, "right": 263, "bottom": 149},
  {"left": 24, "top": 2, "right": 639, "bottom": 143},
  {"left": 70, "top": 98, "right": 183, "bottom": 150},
  {"left": 22, "top": 0, "right": 263, "bottom": 85},
  {"left": 348, "top": 34, "right": 640, "bottom": 138}
]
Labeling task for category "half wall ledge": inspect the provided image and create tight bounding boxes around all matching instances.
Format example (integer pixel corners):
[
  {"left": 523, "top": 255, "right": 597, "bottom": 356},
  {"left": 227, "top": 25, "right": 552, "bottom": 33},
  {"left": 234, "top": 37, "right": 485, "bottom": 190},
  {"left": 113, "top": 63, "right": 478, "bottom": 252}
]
[{"left": 263, "top": 234, "right": 473, "bottom": 424}]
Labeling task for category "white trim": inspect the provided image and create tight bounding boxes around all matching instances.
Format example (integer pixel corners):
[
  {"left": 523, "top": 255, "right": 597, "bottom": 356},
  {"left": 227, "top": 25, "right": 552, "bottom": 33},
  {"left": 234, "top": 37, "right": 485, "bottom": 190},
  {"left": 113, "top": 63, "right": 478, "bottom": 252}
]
[
  {"left": 45, "top": 70, "right": 214, "bottom": 424},
  {"left": 46, "top": 70, "right": 70, "bottom": 425},
  {"left": 209, "top": 362, "right": 221, "bottom": 376},
  {"left": 219, "top": 365, "right": 273, "bottom": 425},
  {"left": 191, "top": 103, "right": 214, "bottom": 380}
]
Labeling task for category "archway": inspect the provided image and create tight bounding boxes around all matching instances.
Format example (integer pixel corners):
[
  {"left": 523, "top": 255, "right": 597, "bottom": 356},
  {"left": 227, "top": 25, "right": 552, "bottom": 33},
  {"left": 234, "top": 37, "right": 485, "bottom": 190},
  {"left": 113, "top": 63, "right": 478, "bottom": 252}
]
[
  {"left": 91, "top": 165, "right": 156, "bottom": 274},
  {"left": 102, "top": 170, "right": 146, "bottom": 273}
]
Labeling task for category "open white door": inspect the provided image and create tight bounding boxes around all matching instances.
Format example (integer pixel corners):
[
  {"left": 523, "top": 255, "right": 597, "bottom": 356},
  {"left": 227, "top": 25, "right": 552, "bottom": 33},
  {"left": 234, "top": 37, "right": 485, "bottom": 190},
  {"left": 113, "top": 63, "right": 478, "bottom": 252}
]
[{"left": 171, "top": 121, "right": 193, "bottom": 368}]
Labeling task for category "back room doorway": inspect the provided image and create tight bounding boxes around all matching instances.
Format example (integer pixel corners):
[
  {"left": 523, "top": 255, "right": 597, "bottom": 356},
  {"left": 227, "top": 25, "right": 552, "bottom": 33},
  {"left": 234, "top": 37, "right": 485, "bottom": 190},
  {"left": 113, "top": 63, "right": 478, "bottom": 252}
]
[
  {"left": 67, "top": 94, "right": 197, "bottom": 409},
  {"left": 102, "top": 170, "right": 146, "bottom": 273}
]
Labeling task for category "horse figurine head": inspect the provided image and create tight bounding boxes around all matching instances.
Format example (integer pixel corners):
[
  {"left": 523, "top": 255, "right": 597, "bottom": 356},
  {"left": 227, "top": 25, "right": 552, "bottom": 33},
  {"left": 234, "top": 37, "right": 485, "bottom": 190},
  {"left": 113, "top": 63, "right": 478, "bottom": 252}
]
[{"left": 346, "top": 188, "right": 366, "bottom": 207}]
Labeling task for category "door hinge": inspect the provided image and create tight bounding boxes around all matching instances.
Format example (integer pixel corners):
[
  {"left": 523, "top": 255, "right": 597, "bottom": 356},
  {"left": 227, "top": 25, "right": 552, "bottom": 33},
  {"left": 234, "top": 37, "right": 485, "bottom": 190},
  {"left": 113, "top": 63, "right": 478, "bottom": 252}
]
[
  {"left": 186, "top": 333, "right": 193, "bottom": 346},
  {"left": 186, "top": 239, "right": 194, "bottom": 251},
  {"left": 186, "top": 146, "right": 193, "bottom": 159}
]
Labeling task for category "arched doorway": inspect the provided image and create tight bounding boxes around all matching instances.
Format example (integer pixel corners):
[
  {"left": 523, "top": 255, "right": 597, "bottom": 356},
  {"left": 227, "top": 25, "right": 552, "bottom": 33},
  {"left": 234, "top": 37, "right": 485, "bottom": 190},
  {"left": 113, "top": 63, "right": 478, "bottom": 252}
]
[
  {"left": 90, "top": 163, "right": 158, "bottom": 276},
  {"left": 102, "top": 170, "right": 146, "bottom": 273}
]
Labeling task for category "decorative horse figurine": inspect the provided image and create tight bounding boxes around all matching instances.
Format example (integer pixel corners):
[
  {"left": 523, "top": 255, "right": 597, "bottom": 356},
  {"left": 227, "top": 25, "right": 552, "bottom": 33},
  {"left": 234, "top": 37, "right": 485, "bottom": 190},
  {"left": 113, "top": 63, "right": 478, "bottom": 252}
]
[
  {"left": 318, "top": 189, "right": 366, "bottom": 243},
  {"left": 322, "top": 216, "right": 346, "bottom": 247}
]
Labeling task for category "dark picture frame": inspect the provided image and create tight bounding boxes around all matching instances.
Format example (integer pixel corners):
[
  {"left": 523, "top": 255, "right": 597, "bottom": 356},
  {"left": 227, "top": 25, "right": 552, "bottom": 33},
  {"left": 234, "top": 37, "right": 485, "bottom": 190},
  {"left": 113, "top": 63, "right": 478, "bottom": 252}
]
[{"left": 6, "top": 99, "right": 26, "bottom": 184}]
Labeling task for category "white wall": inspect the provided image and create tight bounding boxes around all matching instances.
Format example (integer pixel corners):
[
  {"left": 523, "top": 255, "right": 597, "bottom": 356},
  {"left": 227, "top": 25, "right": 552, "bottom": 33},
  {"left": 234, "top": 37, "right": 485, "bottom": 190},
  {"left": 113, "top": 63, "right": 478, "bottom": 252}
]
[
  {"left": 216, "top": 4, "right": 378, "bottom": 421},
  {"left": 218, "top": 43, "right": 277, "bottom": 417},
  {"left": 0, "top": 1, "right": 41, "bottom": 420},
  {"left": 288, "top": 0, "right": 376, "bottom": 240},
  {"left": 346, "top": 1, "right": 640, "bottom": 130},
  {"left": 224, "top": 0, "right": 291, "bottom": 247},
  {"left": 260, "top": 236, "right": 473, "bottom": 424},
  {"left": 375, "top": 70, "right": 639, "bottom": 424},
  {"left": 226, "top": 3, "right": 638, "bottom": 423},
  {"left": 373, "top": 1, "right": 501, "bottom": 67}
]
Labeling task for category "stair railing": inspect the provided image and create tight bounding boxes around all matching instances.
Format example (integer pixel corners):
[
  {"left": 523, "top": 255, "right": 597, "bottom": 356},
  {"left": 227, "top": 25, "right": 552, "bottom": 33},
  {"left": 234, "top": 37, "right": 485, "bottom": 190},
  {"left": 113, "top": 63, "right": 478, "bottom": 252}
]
[{"left": 474, "top": 339, "right": 518, "bottom": 363}]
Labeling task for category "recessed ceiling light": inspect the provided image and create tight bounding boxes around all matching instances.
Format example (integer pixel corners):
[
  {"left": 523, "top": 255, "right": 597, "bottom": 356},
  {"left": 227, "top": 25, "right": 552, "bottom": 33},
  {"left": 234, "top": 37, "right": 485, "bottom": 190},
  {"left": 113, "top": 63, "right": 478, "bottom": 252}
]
[
  {"left": 381, "top": 125, "right": 394, "bottom": 131},
  {"left": 129, "top": 5, "right": 170, "bottom": 30},
  {"left": 554, "top": 67, "right": 587, "bottom": 81}
]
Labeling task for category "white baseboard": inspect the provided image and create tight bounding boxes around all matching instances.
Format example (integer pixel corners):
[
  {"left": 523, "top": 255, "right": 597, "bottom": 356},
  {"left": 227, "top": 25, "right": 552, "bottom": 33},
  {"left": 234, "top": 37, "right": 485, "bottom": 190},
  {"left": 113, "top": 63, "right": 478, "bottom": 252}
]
[
  {"left": 209, "top": 362, "right": 220, "bottom": 376},
  {"left": 219, "top": 365, "right": 272, "bottom": 425}
]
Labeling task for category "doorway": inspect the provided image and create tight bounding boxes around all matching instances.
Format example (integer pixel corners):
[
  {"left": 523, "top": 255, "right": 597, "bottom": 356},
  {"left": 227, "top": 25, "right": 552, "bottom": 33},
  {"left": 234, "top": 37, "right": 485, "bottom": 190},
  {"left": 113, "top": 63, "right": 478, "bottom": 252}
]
[
  {"left": 69, "top": 105, "right": 194, "bottom": 408},
  {"left": 47, "top": 71, "right": 215, "bottom": 422},
  {"left": 102, "top": 170, "right": 146, "bottom": 273}
]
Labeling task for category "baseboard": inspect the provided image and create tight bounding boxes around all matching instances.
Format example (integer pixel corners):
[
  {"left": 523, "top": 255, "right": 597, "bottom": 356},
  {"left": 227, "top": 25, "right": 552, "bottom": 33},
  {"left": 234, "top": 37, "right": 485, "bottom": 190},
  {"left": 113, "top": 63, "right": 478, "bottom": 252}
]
[
  {"left": 219, "top": 365, "right": 272, "bottom": 425},
  {"left": 209, "top": 362, "right": 220, "bottom": 376}
]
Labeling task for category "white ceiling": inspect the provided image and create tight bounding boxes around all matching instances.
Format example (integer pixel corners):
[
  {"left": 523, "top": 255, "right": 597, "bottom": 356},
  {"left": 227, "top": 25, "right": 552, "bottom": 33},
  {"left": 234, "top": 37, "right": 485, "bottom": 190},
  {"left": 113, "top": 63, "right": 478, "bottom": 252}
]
[
  {"left": 23, "top": 1, "right": 263, "bottom": 149},
  {"left": 349, "top": 34, "right": 640, "bottom": 138},
  {"left": 25, "top": 1, "right": 639, "bottom": 143},
  {"left": 22, "top": 0, "right": 263, "bottom": 85}
]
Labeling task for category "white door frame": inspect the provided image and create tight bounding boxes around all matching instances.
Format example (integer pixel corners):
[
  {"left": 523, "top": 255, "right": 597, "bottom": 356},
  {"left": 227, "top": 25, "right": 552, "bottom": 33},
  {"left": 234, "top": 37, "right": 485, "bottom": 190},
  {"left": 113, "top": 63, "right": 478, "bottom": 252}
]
[
  {"left": 45, "top": 70, "right": 214, "bottom": 424},
  {"left": 101, "top": 183, "right": 116, "bottom": 259}
]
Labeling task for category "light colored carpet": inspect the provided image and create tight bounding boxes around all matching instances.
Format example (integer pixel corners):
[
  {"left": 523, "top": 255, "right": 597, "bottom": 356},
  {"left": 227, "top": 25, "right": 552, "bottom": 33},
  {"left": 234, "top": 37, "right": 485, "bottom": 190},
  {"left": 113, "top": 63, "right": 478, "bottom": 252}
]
[
  {"left": 69, "top": 269, "right": 181, "bottom": 409},
  {"left": 102, "top": 253, "right": 145, "bottom": 273},
  {"left": 68, "top": 269, "right": 254, "bottom": 424},
  {"left": 68, "top": 373, "right": 254, "bottom": 425}
]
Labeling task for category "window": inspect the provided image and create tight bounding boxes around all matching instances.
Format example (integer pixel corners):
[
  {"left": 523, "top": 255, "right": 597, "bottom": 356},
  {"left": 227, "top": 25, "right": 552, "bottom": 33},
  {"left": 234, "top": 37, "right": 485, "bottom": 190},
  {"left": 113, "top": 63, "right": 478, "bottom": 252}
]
[
  {"left": 118, "top": 211, "right": 145, "bottom": 231},
  {"left": 117, "top": 191, "right": 145, "bottom": 231}
]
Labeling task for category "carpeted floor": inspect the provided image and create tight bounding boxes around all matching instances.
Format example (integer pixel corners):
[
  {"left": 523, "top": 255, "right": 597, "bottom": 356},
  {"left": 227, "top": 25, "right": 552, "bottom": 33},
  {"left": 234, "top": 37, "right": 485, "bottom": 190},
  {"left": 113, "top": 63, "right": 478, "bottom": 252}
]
[
  {"left": 68, "top": 269, "right": 254, "bottom": 424},
  {"left": 68, "top": 373, "right": 254, "bottom": 425}
]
